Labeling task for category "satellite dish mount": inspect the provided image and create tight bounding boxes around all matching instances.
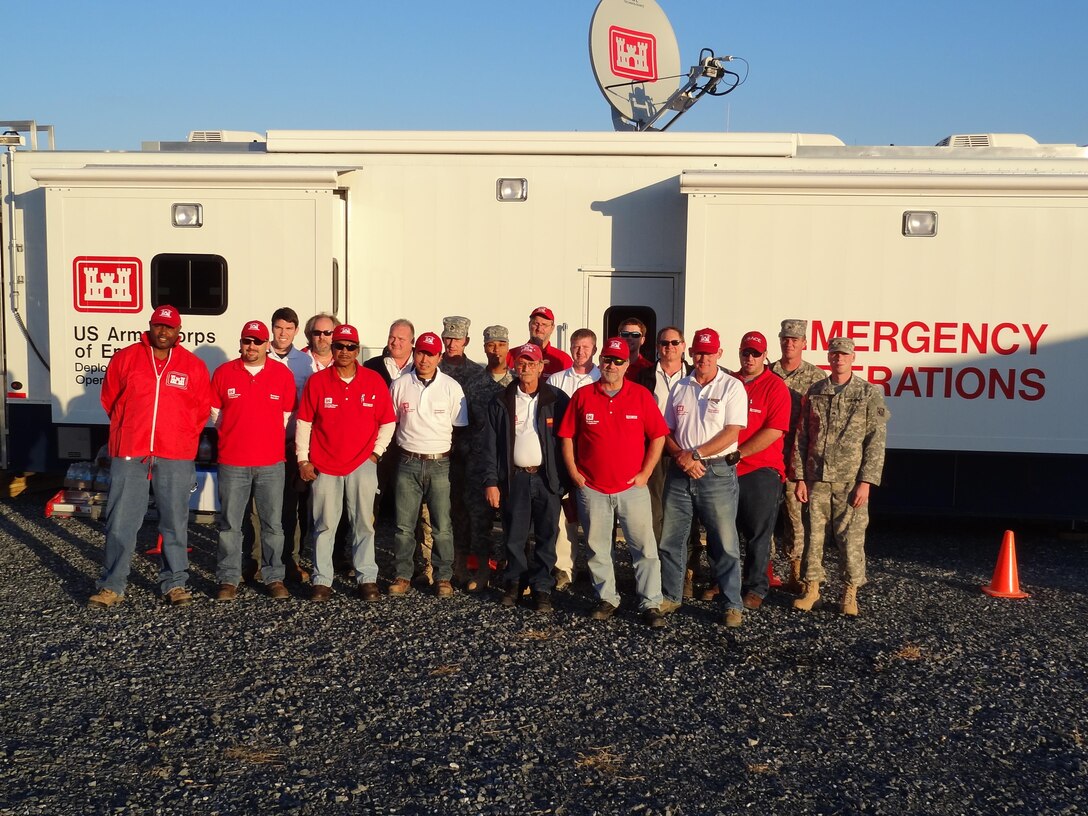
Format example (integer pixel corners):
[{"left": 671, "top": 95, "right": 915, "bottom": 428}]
[{"left": 589, "top": 0, "right": 745, "bottom": 132}]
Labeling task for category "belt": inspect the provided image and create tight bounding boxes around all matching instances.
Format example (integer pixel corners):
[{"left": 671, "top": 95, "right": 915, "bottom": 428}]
[
  {"left": 514, "top": 465, "right": 541, "bottom": 474},
  {"left": 401, "top": 450, "right": 450, "bottom": 460}
]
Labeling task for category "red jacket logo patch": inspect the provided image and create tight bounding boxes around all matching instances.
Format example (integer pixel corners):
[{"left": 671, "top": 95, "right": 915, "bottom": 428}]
[{"left": 166, "top": 372, "right": 189, "bottom": 390}]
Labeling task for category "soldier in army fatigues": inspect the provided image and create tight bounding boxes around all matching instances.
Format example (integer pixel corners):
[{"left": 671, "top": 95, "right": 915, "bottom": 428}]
[
  {"left": 790, "top": 337, "right": 889, "bottom": 616},
  {"left": 769, "top": 319, "right": 827, "bottom": 593}
]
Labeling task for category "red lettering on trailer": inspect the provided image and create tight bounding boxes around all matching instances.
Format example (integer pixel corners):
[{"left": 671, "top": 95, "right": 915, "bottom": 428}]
[{"left": 73, "top": 256, "right": 143, "bottom": 313}]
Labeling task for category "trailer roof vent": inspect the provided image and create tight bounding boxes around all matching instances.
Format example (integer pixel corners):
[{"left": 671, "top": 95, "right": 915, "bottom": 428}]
[
  {"left": 936, "top": 133, "right": 1038, "bottom": 148},
  {"left": 188, "top": 130, "right": 265, "bottom": 144}
]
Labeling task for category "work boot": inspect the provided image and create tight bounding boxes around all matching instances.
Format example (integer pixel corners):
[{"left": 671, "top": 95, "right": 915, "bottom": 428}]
[
  {"left": 784, "top": 559, "right": 804, "bottom": 595},
  {"left": 499, "top": 582, "right": 519, "bottom": 608},
  {"left": 840, "top": 584, "right": 859, "bottom": 617},
  {"left": 792, "top": 580, "right": 821, "bottom": 612}
]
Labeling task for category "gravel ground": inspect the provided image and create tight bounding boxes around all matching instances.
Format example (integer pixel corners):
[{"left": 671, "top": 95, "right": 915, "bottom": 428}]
[{"left": 1, "top": 493, "right": 1086, "bottom": 815}]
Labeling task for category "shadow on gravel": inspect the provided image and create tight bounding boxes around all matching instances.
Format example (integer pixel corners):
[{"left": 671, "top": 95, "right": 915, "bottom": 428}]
[{"left": 0, "top": 511, "right": 163, "bottom": 603}]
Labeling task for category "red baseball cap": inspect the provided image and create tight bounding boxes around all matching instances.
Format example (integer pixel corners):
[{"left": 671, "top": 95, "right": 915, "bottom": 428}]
[
  {"left": 530, "top": 306, "right": 555, "bottom": 322},
  {"left": 415, "top": 332, "right": 442, "bottom": 355},
  {"left": 240, "top": 320, "right": 270, "bottom": 342},
  {"left": 513, "top": 343, "right": 543, "bottom": 362},
  {"left": 690, "top": 328, "right": 721, "bottom": 354},
  {"left": 150, "top": 305, "right": 181, "bottom": 328},
  {"left": 333, "top": 324, "right": 359, "bottom": 344},
  {"left": 739, "top": 331, "right": 767, "bottom": 354},
  {"left": 601, "top": 337, "right": 631, "bottom": 361}
]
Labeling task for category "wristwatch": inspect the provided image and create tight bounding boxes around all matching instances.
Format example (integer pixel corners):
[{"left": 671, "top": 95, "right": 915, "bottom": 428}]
[{"left": 691, "top": 449, "right": 702, "bottom": 461}]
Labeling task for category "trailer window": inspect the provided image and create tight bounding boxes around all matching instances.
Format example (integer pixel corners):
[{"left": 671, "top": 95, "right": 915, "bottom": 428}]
[
  {"left": 604, "top": 305, "right": 657, "bottom": 364},
  {"left": 151, "top": 254, "right": 227, "bottom": 315}
]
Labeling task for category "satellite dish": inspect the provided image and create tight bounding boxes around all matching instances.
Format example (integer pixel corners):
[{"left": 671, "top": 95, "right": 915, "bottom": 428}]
[{"left": 589, "top": 0, "right": 682, "bottom": 130}]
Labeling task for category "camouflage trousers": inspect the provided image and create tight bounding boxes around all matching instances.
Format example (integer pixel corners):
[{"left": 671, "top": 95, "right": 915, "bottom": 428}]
[
  {"left": 451, "top": 456, "right": 496, "bottom": 579},
  {"left": 801, "top": 481, "right": 868, "bottom": 587},
  {"left": 772, "top": 480, "right": 806, "bottom": 562}
]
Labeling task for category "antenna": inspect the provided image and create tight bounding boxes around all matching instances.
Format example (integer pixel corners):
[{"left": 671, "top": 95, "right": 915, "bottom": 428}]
[{"left": 588, "top": 0, "right": 745, "bottom": 132}]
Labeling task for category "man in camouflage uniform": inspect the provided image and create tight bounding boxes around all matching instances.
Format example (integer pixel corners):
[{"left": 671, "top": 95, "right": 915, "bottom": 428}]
[
  {"left": 483, "top": 325, "right": 514, "bottom": 386},
  {"left": 770, "top": 319, "right": 827, "bottom": 593},
  {"left": 791, "top": 337, "right": 889, "bottom": 617},
  {"left": 439, "top": 316, "right": 494, "bottom": 590}
]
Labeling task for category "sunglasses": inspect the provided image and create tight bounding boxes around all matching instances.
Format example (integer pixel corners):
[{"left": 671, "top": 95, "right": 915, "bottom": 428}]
[
  {"left": 619, "top": 331, "right": 642, "bottom": 339},
  {"left": 332, "top": 343, "right": 359, "bottom": 352},
  {"left": 241, "top": 338, "right": 266, "bottom": 346},
  {"left": 310, "top": 329, "right": 334, "bottom": 337},
  {"left": 600, "top": 356, "right": 628, "bottom": 366},
  {"left": 658, "top": 339, "right": 682, "bottom": 347},
  {"left": 741, "top": 349, "right": 764, "bottom": 358}
]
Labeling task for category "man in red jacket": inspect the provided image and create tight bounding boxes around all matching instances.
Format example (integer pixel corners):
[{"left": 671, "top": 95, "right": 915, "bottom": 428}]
[{"left": 88, "top": 305, "right": 212, "bottom": 608}]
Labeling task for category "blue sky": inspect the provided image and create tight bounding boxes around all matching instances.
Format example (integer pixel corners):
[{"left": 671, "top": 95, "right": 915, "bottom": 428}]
[{"left": 5, "top": 0, "right": 1085, "bottom": 150}]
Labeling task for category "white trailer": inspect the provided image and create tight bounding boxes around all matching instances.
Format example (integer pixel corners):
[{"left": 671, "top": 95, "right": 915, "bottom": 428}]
[{"left": 2, "top": 126, "right": 1086, "bottom": 518}]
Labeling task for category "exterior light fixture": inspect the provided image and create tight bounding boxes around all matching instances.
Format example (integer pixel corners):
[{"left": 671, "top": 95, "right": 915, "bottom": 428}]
[
  {"left": 902, "top": 211, "right": 937, "bottom": 237},
  {"left": 496, "top": 178, "right": 528, "bottom": 202},
  {"left": 172, "top": 203, "right": 203, "bottom": 227}
]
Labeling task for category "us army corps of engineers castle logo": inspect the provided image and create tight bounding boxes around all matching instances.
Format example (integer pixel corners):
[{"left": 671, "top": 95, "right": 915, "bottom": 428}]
[{"left": 73, "top": 256, "right": 143, "bottom": 313}]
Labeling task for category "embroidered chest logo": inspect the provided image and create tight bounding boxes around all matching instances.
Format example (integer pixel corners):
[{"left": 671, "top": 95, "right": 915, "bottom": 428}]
[
  {"left": 166, "top": 372, "right": 188, "bottom": 390},
  {"left": 585, "top": 412, "right": 598, "bottom": 426},
  {"left": 226, "top": 387, "right": 239, "bottom": 399},
  {"left": 324, "top": 397, "right": 338, "bottom": 409}
]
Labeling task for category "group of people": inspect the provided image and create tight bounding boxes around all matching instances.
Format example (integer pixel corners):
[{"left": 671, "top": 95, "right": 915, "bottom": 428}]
[{"left": 87, "top": 304, "right": 889, "bottom": 628}]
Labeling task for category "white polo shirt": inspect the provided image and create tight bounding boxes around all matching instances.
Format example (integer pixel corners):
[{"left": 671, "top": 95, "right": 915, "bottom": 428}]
[
  {"left": 652, "top": 363, "right": 687, "bottom": 414},
  {"left": 512, "top": 388, "right": 543, "bottom": 467},
  {"left": 384, "top": 355, "right": 414, "bottom": 381},
  {"left": 547, "top": 365, "right": 600, "bottom": 397},
  {"left": 390, "top": 369, "right": 468, "bottom": 455},
  {"left": 664, "top": 368, "right": 748, "bottom": 456}
]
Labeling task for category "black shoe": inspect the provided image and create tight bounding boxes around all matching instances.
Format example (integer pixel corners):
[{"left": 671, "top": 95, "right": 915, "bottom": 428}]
[
  {"left": 499, "top": 583, "right": 519, "bottom": 608},
  {"left": 534, "top": 592, "right": 553, "bottom": 614},
  {"left": 590, "top": 600, "right": 617, "bottom": 621},
  {"left": 643, "top": 608, "right": 667, "bottom": 629}
]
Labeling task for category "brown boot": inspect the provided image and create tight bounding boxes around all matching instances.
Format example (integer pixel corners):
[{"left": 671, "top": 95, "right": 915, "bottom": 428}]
[
  {"left": 840, "top": 584, "right": 859, "bottom": 617},
  {"left": 784, "top": 559, "right": 804, "bottom": 595},
  {"left": 792, "top": 580, "right": 820, "bottom": 612}
]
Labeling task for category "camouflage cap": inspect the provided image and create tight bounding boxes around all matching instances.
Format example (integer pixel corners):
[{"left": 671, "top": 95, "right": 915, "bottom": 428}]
[
  {"left": 828, "top": 337, "right": 855, "bottom": 354},
  {"left": 779, "top": 319, "right": 807, "bottom": 339},
  {"left": 441, "top": 316, "right": 470, "bottom": 339},
  {"left": 482, "top": 325, "right": 509, "bottom": 343}
]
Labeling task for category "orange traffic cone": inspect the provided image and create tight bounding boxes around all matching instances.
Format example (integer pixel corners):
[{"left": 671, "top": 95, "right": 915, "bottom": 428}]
[
  {"left": 982, "top": 530, "right": 1029, "bottom": 599},
  {"left": 466, "top": 554, "right": 501, "bottom": 572},
  {"left": 767, "top": 559, "right": 783, "bottom": 588},
  {"left": 144, "top": 534, "right": 193, "bottom": 556}
]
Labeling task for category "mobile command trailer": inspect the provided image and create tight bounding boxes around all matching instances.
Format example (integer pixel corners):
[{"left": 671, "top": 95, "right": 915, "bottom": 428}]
[{"left": 2, "top": 128, "right": 1087, "bottom": 519}]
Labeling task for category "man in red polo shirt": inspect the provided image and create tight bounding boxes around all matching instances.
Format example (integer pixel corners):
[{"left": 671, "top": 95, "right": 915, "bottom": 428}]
[
  {"left": 296, "top": 324, "right": 396, "bottom": 601},
  {"left": 558, "top": 337, "right": 668, "bottom": 628},
  {"left": 731, "top": 331, "right": 791, "bottom": 610},
  {"left": 210, "top": 320, "right": 297, "bottom": 601},
  {"left": 507, "top": 306, "right": 573, "bottom": 379}
]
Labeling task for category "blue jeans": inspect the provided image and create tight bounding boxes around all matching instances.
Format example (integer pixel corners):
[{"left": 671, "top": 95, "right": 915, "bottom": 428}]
[
  {"left": 99, "top": 456, "right": 195, "bottom": 596},
  {"left": 501, "top": 469, "right": 561, "bottom": 592},
  {"left": 393, "top": 456, "right": 453, "bottom": 582},
  {"left": 311, "top": 460, "right": 380, "bottom": 586},
  {"left": 660, "top": 460, "right": 742, "bottom": 610},
  {"left": 576, "top": 484, "right": 662, "bottom": 611},
  {"left": 737, "top": 468, "right": 783, "bottom": 599},
  {"left": 218, "top": 463, "right": 285, "bottom": 586}
]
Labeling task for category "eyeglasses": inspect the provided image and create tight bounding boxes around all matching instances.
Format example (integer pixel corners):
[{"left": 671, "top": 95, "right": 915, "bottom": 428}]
[
  {"left": 658, "top": 339, "right": 683, "bottom": 347},
  {"left": 619, "top": 331, "right": 642, "bottom": 339},
  {"left": 600, "top": 356, "right": 628, "bottom": 366},
  {"left": 241, "top": 338, "right": 266, "bottom": 346},
  {"left": 332, "top": 343, "right": 359, "bottom": 352},
  {"left": 311, "top": 329, "right": 334, "bottom": 337},
  {"left": 741, "top": 349, "right": 764, "bottom": 358}
]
